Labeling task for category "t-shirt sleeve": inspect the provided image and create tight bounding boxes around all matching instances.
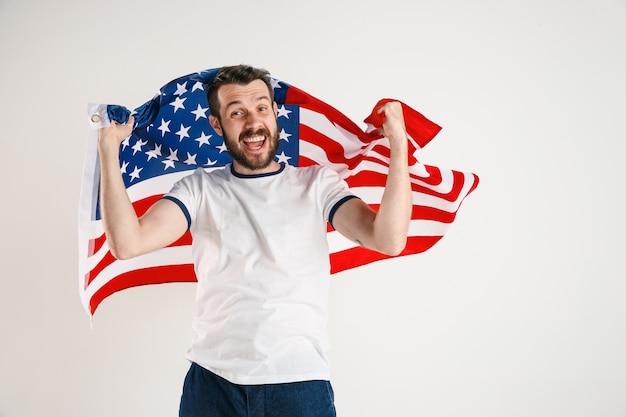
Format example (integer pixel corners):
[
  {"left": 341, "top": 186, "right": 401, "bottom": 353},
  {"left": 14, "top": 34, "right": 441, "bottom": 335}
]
[
  {"left": 162, "top": 169, "right": 203, "bottom": 229},
  {"left": 317, "top": 167, "right": 360, "bottom": 228}
]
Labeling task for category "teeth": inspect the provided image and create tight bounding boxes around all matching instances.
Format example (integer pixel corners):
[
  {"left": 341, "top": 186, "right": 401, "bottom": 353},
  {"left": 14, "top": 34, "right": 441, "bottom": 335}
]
[{"left": 244, "top": 135, "right": 265, "bottom": 143}]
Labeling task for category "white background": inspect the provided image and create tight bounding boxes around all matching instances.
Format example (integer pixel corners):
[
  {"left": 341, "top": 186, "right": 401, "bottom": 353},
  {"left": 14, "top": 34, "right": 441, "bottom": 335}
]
[{"left": 1, "top": 0, "right": 625, "bottom": 416}]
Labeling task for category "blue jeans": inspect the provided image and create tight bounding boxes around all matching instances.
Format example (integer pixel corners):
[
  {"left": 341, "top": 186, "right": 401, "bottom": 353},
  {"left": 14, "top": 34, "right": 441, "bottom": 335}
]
[{"left": 179, "top": 362, "right": 337, "bottom": 417}]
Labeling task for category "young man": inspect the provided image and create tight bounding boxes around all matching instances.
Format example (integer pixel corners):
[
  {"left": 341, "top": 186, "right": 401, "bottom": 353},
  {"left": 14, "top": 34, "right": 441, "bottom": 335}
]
[{"left": 97, "top": 65, "right": 412, "bottom": 417}]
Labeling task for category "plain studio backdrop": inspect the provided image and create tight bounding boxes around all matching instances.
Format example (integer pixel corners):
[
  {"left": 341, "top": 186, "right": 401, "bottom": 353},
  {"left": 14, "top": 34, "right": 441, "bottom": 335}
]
[{"left": 1, "top": 0, "right": 625, "bottom": 416}]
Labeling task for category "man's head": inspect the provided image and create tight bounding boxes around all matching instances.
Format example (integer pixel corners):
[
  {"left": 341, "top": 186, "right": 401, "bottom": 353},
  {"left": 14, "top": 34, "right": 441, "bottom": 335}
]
[
  {"left": 207, "top": 65, "right": 275, "bottom": 120},
  {"left": 207, "top": 65, "right": 280, "bottom": 174}
]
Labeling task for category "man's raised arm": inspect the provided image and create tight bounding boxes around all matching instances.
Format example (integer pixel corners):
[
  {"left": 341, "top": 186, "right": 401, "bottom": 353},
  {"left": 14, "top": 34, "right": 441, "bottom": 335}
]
[
  {"left": 98, "top": 116, "right": 189, "bottom": 260},
  {"left": 331, "top": 101, "right": 412, "bottom": 256}
]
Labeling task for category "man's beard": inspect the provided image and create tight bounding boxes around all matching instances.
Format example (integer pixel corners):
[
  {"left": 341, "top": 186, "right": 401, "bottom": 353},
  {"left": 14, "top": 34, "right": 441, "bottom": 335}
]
[{"left": 224, "top": 127, "right": 280, "bottom": 172}]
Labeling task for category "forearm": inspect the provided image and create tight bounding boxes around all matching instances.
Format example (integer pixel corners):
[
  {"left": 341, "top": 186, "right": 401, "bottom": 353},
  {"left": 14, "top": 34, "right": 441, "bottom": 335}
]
[
  {"left": 98, "top": 140, "right": 144, "bottom": 259},
  {"left": 372, "top": 133, "right": 412, "bottom": 255}
]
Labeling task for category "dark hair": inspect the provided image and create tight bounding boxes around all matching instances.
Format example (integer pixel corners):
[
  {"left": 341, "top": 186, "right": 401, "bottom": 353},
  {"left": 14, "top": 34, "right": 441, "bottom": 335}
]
[{"left": 206, "top": 65, "right": 274, "bottom": 118}]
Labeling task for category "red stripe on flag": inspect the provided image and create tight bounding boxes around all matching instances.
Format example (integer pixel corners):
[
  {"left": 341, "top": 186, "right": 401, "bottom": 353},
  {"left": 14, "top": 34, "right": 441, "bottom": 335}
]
[
  {"left": 286, "top": 86, "right": 367, "bottom": 139},
  {"left": 330, "top": 235, "right": 443, "bottom": 274},
  {"left": 299, "top": 124, "right": 365, "bottom": 168},
  {"left": 132, "top": 194, "right": 163, "bottom": 216},
  {"left": 298, "top": 155, "right": 318, "bottom": 167},
  {"left": 88, "top": 264, "right": 196, "bottom": 315},
  {"left": 85, "top": 230, "right": 193, "bottom": 288},
  {"left": 346, "top": 169, "right": 468, "bottom": 203},
  {"left": 89, "top": 235, "right": 107, "bottom": 256}
]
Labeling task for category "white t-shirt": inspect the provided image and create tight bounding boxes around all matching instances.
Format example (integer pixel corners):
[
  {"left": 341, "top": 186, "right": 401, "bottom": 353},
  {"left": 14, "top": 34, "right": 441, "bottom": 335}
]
[{"left": 164, "top": 163, "right": 356, "bottom": 385}]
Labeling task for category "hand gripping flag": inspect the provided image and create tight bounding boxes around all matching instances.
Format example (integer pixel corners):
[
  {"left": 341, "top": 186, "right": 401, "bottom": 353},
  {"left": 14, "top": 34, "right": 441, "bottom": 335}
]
[{"left": 79, "top": 68, "right": 479, "bottom": 317}]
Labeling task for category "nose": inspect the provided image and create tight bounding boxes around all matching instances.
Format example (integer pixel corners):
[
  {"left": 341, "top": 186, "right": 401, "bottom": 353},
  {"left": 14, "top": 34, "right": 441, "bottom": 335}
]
[{"left": 245, "top": 111, "right": 262, "bottom": 130}]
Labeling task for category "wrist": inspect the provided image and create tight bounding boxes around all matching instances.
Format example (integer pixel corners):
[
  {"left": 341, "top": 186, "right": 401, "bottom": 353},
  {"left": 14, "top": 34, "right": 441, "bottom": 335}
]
[
  {"left": 98, "top": 136, "right": 122, "bottom": 158},
  {"left": 388, "top": 132, "right": 408, "bottom": 151}
]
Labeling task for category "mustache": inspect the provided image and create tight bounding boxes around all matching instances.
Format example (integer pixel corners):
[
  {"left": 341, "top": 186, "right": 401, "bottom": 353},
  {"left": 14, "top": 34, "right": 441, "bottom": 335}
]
[{"left": 239, "top": 128, "right": 270, "bottom": 141}]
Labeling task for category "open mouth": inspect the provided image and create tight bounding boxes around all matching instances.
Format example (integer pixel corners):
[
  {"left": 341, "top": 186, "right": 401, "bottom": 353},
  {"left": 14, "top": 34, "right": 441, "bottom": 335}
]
[
  {"left": 241, "top": 129, "right": 269, "bottom": 151},
  {"left": 242, "top": 134, "right": 266, "bottom": 151}
]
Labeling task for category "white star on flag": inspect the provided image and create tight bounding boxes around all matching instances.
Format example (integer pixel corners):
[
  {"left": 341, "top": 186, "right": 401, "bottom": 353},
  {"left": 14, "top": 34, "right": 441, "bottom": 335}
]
[
  {"left": 275, "top": 151, "right": 291, "bottom": 164},
  {"left": 157, "top": 119, "right": 171, "bottom": 137},
  {"left": 131, "top": 139, "right": 147, "bottom": 155},
  {"left": 191, "top": 104, "right": 209, "bottom": 120},
  {"left": 170, "top": 96, "right": 187, "bottom": 113},
  {"left": 174, "top": 82, "right": 188, "bottom": 96},
  {"left": 146, "top": 144, "right": 162, "bottom": 161},
  {"left": 279, "top": 128, "right": 291, "bottom": 142},
  {"left": 195, "top": 132, "right": 212, "bottom": 147},
  {"left": 129, "top": 165, "right": 142, "bottom": 181},
  {"left": 277, "top": 105, "right": 291, "bottom": 118},
  {"left": 176, "top": 124, "right": 191, "bottom": 141},
  {"left": 184, "top": 153, "right": 198, "bottom": 165}
]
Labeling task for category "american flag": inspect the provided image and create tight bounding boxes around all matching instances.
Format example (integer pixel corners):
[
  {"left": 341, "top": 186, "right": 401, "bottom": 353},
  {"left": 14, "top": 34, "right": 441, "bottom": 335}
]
[{"left": 79, "top": 68, "right": 479, "bottom": 317}]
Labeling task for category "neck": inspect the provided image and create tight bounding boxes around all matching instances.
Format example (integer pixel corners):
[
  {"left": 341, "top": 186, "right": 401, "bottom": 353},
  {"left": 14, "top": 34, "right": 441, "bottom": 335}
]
[{"left": 231, "top": 160, "right": 282, "bottom": 176}]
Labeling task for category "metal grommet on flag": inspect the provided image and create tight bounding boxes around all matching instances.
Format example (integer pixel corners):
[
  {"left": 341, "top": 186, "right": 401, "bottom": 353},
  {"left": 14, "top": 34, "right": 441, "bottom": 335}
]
[{"left": 87, "top": 103, "right": 111, "bottom": 129}]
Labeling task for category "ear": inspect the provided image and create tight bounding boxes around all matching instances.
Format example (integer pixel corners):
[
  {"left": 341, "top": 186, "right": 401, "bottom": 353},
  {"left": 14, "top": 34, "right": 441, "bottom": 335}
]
[
  {"left": 273, "top": 101, "right": 278, "bottom": 117},
  {"left": 209, "top": 114, "right": 222, "bottom": 135}
]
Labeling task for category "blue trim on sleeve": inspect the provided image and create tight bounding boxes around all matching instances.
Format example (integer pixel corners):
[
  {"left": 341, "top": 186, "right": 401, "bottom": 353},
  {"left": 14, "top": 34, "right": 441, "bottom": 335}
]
[
  {"left": 328, "top": 195, "right": 360, "bottom": 229},
  {"left": 161, "top": 196, "right": 191, "bottom": 230}
]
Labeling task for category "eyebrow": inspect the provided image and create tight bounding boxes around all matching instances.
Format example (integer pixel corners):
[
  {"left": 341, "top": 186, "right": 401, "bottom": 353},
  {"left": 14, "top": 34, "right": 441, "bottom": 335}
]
[{"left": 224, "top": 95, "right": 272, "bottom": 112}]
